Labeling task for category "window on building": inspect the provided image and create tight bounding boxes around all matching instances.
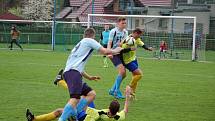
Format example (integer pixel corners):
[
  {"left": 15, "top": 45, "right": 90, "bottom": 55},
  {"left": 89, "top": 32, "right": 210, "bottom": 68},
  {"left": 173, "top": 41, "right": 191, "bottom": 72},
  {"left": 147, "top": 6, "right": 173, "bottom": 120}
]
[
  {"left": 135, "top": 19, "right": 140, "bottom": 28},
  {"left": 159, "top": 18, "right": 168, "bottom": 29},
  {"left": 119, "top": 0, "right": 128, "bottom": 11},
  {"left": 209, "top": 19, "right": 215, "bottom": 35},
  {"left": 184, "top": 23, "right": 203, "bottom": 34},
  {"left": 206, "top": 0, "right": 215, "bottom": 4}
]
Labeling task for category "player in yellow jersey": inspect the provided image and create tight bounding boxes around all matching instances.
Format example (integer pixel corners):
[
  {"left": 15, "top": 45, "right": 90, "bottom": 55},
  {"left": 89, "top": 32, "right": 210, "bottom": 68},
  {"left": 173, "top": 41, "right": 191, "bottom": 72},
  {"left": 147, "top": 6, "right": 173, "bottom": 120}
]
[
  {"left": 120, "top": 28, "right": 153, "bottom": 98},
  {"left": 84, "top": 85, "right": 131, "bottom": 121}
]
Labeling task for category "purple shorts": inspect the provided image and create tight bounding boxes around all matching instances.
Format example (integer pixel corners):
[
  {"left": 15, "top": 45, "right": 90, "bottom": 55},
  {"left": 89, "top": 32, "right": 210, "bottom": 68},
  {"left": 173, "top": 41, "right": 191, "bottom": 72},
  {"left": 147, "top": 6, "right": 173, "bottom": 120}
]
[
  {"left": 110, "top": 55, "right": 123, "bottom": 67},
  {"left": 63, "top": 69, "right": 92, "bottom": 99}
]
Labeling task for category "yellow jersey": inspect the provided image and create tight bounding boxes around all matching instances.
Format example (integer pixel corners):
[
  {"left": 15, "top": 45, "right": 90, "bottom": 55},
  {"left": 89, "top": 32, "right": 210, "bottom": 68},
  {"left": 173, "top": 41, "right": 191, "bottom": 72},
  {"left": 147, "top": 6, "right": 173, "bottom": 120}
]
[
  {"left": 84, "top": 107, "right": 125, "bottom": 121},
  {"left": 121, "top": 37, "right": 144, "bottom": 64}
]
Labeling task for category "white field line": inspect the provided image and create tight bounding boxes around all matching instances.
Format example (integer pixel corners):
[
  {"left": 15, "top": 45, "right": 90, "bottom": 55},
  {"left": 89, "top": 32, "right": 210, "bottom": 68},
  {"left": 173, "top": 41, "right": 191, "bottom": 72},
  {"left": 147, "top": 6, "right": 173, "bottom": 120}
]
[{"left": 1, "top": 61, "right": 214, "bottom": 79}]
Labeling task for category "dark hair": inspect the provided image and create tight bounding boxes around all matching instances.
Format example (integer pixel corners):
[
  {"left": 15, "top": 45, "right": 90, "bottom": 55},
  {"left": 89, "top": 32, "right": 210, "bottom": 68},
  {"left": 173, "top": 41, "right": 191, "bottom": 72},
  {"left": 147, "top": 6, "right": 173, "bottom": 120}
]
[
  {"left": 117, "top": 17, "right": 126, "bottom": 22},
  {"left": 109, "top": 100, "right": 120, "bottom": 115},
  {"left": 133, "top": 28, "right": 143, "bottom": 34},
  {"left": 84, "top": 28, "right": 95, "bottom": 38}
]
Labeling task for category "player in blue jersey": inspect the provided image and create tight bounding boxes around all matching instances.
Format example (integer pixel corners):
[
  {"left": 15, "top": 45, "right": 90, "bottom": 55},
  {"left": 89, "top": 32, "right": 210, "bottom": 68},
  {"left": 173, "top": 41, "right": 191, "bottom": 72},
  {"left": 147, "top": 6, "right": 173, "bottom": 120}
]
[
  {"left": 100, "top": 24, "right": 110, "bottom": 68},
  {"left": 58, "top": 28, "right": 123, "bottom": 121},
  {"left": 108, "top": 17, "right": 128, "bottom": 99}
]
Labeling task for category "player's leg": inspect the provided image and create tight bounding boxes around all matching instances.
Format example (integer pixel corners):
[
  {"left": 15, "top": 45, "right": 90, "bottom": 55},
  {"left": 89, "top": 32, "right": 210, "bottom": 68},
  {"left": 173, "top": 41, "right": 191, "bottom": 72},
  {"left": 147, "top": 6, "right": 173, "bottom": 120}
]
[
  {"left": 103, "top": 55, "right": 108, "bottom": 68},
  {"left": 26, "top": 108, "right": 62, "bottom": 121},
  {"left": 102, "top": 44, "right": 108, "bottom": 68},
  {"left": 9, "top": 39, "right": 15, "bottom": 50},
  {"left": 130, "top": 69, "right": 142, "bottom": 94},
  {"left": 125, "top": 60, "right": 142, "bottom": 97},
  {"left": 58, "top": 70, "right": 82, "bottom": 121},
  {"left": 77, "top": 83, "right": 96, "bottom": 115},
  {"left": 14, "top": 40, "right": 23, "bottom": 51},
  {"left": 109, "top": 55, "right": 126, "bottom": 99}
]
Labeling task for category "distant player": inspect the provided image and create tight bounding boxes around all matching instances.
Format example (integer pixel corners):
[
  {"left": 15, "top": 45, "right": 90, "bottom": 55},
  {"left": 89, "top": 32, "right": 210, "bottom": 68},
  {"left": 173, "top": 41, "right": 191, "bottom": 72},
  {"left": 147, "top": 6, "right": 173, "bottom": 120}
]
[
  {"left": 108, "top": 17, "right": 128, "bottom": 99},
  {"left": 58, "top": 28, "right": 123, "bottom": 121},
  {"left": 9, "top": 25, "right": 23, "bottom": 51},
  {"left": 159, "top": 40, "right": 168, "bottom": 59},
  {"left": 120, "top": 28, "right": 153, "bottom": 99},
  {"left": 100, "top": 24, "right": 110, "bottom": 68}
]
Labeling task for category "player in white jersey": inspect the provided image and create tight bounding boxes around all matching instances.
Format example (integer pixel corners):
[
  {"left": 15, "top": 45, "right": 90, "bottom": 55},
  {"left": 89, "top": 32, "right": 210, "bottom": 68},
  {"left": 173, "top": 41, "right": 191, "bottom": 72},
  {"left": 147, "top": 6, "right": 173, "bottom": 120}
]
[
  {"left": 108, "top": 17, "right": 128, "bottom": 99},
  {"left": 58, "top": 28, "right": 123, "bottom": 121}
]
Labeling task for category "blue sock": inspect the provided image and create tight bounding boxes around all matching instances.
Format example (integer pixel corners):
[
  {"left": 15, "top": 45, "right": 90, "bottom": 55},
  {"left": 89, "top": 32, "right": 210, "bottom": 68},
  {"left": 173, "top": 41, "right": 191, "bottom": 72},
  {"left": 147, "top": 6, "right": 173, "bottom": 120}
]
[
  {"left": 58, "top": 103, "right": 77, "bottom": 121},
  {"left": 77, "top": 101, "right": 95, "bottom": 120},
  {"left": 110, "top": 75, "right": 122, "bottom": 92},
  {"left": 115, "top": 75, "right": 123, "bottom": 91},
  {"left": 77, "top": 98, "right": 88, "bottom": 114},
  {"left": 88, "top": 101, "right": 95, "bottom": 108}
]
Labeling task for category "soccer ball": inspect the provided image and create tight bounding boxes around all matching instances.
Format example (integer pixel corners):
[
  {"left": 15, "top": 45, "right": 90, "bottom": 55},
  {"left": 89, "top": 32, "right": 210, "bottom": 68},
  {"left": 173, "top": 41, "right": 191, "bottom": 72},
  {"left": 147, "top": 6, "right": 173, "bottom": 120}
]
[{"left": 125, "top": 36, "right": 135, "bottom": 46}]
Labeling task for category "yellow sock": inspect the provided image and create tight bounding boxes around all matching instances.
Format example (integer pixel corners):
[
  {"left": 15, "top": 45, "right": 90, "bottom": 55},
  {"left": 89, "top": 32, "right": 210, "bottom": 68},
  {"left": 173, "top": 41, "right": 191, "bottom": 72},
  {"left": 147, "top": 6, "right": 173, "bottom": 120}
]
[
  {"left": 34, "top": 112, "right": 56, "bottom": 121},
  {"left": 130, "top": 75, "right": 142, "bottom": 93},
  {"left": 58, "top": 80, "right": 68, "bottom": 89}
]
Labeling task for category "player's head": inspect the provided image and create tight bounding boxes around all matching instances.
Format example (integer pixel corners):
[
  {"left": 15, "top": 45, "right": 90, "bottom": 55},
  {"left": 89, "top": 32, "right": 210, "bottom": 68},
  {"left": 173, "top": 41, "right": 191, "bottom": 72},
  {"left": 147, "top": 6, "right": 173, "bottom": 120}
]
[
  {"left": 132, "top": 28, "right": 143, "bottom": 39},
  {"left": 84, "top": 28, "right": 96, "bottom": 39},
  {"left": 117, "top": 17, "right": 127, "bottom": 30},
  {"left": 104, "top": 24, "right": 109, "bottom": 31},
  {"left": 109, "top": 100, "right": 120, "bottom": 116}
]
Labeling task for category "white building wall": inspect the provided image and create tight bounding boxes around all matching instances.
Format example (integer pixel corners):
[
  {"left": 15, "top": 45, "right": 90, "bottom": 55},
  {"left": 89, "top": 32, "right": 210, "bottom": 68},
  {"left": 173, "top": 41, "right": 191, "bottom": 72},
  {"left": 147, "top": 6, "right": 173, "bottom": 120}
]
[{"left": 174, "top": 12, "right": 210, "bottom": 34}]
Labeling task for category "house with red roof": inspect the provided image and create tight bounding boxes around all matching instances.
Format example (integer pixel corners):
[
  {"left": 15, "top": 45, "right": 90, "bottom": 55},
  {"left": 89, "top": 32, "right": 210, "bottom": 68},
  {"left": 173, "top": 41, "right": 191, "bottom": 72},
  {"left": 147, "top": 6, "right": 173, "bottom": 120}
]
[
  {"left": 57, "top": 0, "right": 213, "bottom": 34},
  {"left": 0, "top": 12, "right": 24, "bottom": 20}
]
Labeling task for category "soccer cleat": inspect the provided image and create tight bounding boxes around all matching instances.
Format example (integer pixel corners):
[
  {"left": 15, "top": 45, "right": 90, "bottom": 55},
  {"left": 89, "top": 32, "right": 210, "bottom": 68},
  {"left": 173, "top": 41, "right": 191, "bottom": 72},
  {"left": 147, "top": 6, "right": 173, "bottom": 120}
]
[
  {"left": 53, "top": 69, "right": 64, "bottom": 85},
  {"left": 130, "top": 92, "right": 137, "bottom": 100},
  {"left": 115, "top": 90, "right": 125, "bottom": 99},
  {"left": 26, "top": 109, "right": 34, "bottom": 121},
  {"left": 109, "top": 89, "right": 115, "bottom": 96}
]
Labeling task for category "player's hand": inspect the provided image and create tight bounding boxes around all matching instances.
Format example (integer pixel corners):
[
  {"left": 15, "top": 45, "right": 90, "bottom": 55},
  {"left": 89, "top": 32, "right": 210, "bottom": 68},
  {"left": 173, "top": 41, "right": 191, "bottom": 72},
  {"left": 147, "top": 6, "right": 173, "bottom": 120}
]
[
  {"left": 89, "top": 76, "right": 101, "bottom": 81},
  {"left": 107, "top": 54, "right": 113, "bottom": 59},
  {"left": 112, "top": 47, "right": 123, "bottom": 55}
]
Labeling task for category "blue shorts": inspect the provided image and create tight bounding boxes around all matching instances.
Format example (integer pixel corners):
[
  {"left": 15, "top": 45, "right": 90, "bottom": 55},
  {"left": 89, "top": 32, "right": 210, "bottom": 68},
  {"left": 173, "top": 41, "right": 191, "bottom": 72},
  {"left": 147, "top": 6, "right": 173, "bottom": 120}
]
[
  {"left": 110, "top": 55, "right": 123, "bottom": 67},
  {"left": 63, "top": 69, "right": 92, "bottom": 99},
  {"left": 124, "top": 60, "right": 139, "bottom": 72}
]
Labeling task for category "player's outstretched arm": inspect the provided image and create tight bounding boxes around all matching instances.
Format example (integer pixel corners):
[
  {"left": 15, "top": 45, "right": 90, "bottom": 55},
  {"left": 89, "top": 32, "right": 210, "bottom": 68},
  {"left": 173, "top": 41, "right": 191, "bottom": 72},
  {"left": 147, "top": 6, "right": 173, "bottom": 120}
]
[
  {"left": 124, "top": 85, "right": 132, "bottom": 114},
  {"left": 142, "top": 45, "right": 153, "bottom": 51},
  {"left": 99, "top": 47, "right": 123, "bottom": 55}
]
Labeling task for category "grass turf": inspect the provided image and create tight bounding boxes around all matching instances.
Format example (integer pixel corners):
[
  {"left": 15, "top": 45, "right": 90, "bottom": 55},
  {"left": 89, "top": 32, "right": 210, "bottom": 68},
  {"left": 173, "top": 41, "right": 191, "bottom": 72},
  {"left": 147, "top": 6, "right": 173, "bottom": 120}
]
[{"left": 0, "top": 50, "right": 215, "bottom": 121}]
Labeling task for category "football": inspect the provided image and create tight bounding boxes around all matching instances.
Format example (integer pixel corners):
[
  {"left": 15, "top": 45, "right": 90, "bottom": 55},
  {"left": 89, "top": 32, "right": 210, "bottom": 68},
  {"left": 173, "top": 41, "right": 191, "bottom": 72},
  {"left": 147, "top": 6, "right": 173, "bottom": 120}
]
[{"left": 125, "top": 36, "right": 135, "bottom": 46}]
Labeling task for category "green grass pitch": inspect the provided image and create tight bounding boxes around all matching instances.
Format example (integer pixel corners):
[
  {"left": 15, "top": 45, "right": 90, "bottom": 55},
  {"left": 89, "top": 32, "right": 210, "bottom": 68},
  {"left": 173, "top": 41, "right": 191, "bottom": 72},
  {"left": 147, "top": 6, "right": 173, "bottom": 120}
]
[{"left": 0, "top": 50, "right": 215, "bottom": 121}]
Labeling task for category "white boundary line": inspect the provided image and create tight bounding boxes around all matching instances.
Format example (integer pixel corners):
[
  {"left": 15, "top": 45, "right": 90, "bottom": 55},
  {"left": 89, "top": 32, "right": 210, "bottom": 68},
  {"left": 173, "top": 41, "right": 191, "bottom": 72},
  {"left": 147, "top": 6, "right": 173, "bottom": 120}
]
[
  {"left": 0, "top": 49, "right": 213, "bottom": 63},
  {"left": 0, "top": 48, "right": 52, "bottom": 51}
]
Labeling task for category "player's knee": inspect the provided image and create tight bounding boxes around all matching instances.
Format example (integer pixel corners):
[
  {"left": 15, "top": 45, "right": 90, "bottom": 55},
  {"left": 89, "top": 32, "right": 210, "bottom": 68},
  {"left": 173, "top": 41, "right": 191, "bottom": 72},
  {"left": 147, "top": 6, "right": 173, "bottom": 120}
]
[
  {"left": 54, "top": 108, "right": 64, "bottom": 117},
  {"left": 118, "top": 67, "right": 126, "bottom": 76},
  {"left": 122, "top": 72, "right": 126, "bottom": 78},
  {"left": 87, "top": 90, "right": 96, "bottom": 101}
]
